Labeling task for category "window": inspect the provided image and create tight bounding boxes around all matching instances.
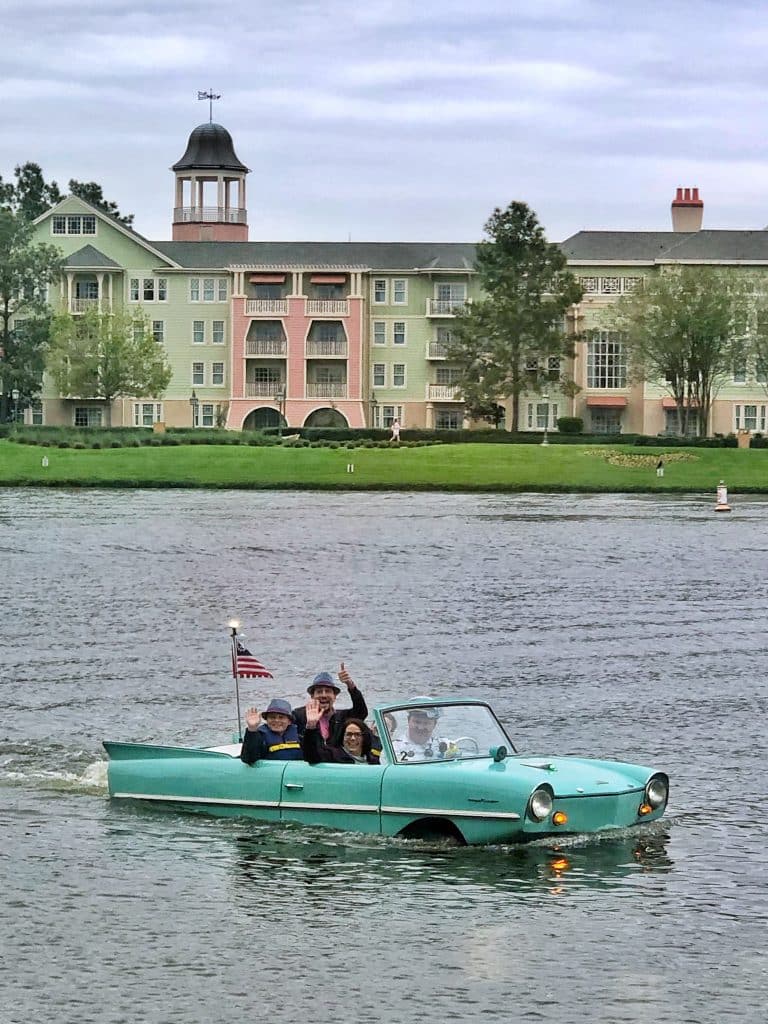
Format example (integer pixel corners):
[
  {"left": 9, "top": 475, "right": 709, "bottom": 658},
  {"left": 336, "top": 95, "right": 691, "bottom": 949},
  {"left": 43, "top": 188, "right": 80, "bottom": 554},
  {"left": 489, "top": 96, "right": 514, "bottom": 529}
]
[
  {"left": 31, "top": 402, "right": 43, "bottom": 426},
  {"left": 393, "top": 279, "right": 407, "bottom": 304},
  {"left": 373, "top": 279, "right": 387, "bottom": 303},
  {"left": 436, "top": 409, "right": 463, "bottom": 429},
  {"left": 623, "top": 277, "right": 641, "bottom": 293},
  {"left": 212, "top": 321, "right": 225, "bottom": 345},
  {"left": 74, "top": 407, "right": 103, "bottom": 427},
  {"left": 437, "top": 326, "right": 453, "bottom": 345},
  {"left": 735, "top": 404, "right": 767, "bottom": 431},
  {"left": 590, "top": 409, "right": 622, "bottom": 435},
  {"left": 192, "top": 362, "right": 205, "bottom": 386},
  {"left": 52, "top": 216, "right": 66, "bottom": 235},
  {"left": 134, "top": 402, "right": 163, "bottom": 426},
  {"left": 200, "top": 403, "right": 215, "bottom": 428},
  {"left": 82, "top": 216, "right": 96, "bottom": 235},
  {"left": 76, "top": 280, "right": 99, "bottom": 299},
  {"left": 393, "top": 363, "right": 406, "bottom": 387},
  {"left": 393, "top": 322, "right": 406, "bottom": 346},
  {"left": 152, "top": 321, "right": 164, "bottom": 344},
  {"left": 212, "top": 362, "right": 224, "bottom": 385},
  {"left": 129, "top": 277, "right": 167, "bottom": 302},
  {"left": 436, "top": 282, "right": 466, "bottom": 303},
  {"left": 436, "top": 367, "right": 463, "bottom": 385},
  {"left": 600, "top": 277, "right": 622, "bottom": 295},
  {"left": 374, "top": 404, "right": 403, "bottom": 428},
  {"left": 193, "top": 320, "right": 205, "bottom": 344},
  {"left": 587, "top": 331, "right": 626, "bottom": 388},
  {"left": 373, "top": 363, "right": 386, "bottom": 387},
  {"left": 665, "top": 409, "right": 699, "bottom": 436},
  {"left": 526, "top": 403, "right": 554, "bottom": 429},
  {"left": 254, "top": 283, "right": 282, "bottom": 299},
  {"left": 757, "top": 358, "right": 768, "bottom": 384},
  {"left": 732, "top": 363, "right": 747, "bottom": 384},
  {"left": 133, "top": 322, "right": 145, "bottom": 343},
  {"left": 373, "top": 322, "right": 386, "bottom": 346},
  {"left": 579, "top": 276, "right": 599, "bottom": 293},
  {"left": 189, "top": 277, "right": 227, "bottom": 302},
  {"left": 253, "top": 367, "right": 281, "bottom": 388}
]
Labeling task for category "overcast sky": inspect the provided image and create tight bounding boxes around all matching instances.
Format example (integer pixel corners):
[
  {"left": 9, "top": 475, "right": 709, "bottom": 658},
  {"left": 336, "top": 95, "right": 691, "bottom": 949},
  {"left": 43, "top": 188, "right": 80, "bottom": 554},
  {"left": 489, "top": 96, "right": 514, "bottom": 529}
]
[{"left": 3, "top": 0, "right": 767, "bottom": 244}]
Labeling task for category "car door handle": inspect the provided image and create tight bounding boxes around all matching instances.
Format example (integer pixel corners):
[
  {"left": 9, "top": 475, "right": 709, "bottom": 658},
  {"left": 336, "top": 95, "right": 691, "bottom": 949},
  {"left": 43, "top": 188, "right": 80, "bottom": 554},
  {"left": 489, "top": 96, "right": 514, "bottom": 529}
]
[
  {"left": 284, "top": 783, "right": 304, "bottom": 791},
  {"left": 467, "top": 796, "right": 499, "bottom": 804}
]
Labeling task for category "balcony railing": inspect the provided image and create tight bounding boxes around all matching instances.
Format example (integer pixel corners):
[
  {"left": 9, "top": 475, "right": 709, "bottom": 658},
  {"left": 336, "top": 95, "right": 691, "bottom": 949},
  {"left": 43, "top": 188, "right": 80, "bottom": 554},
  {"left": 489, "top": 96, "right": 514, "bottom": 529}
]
[
  {"left": 246, "top": 339, "right": 286, "bottom": 356},
  {"left": 306, "top": 339, "right": 348, "bottom": 357},
  {"left": 305, "top": 299, "right": 349, "bottom": 316},
  {"left": 307, "top": 382, "right": 347, "bottom": 399},
  {"left": 426, "top": 299, "right": 466, "bottom": 317},
  {"left": 173, "top": 206, "right": 247, "bottom": 224},
  {"left": 245, "top": 381, "right": 284, "bottom": 398},
  {"left": 245, "top": 299, "right": 289, "bottom": 315},
  {"left": 70, "top": 297, "right": 100, "bottom": 313},
  {"left": 427, "top": 342, "right": 449, "bottom": 359},
  {"left": 427, "top": 384, "right": 463, "bottom": 401}
]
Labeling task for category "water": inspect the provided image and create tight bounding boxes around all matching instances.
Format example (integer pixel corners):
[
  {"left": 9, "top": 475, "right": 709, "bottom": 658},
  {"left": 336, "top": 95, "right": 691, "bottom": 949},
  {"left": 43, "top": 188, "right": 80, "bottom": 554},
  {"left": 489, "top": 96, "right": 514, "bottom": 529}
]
[{"left": 2, "top": 489, "right": 766, "bottom": 1023}]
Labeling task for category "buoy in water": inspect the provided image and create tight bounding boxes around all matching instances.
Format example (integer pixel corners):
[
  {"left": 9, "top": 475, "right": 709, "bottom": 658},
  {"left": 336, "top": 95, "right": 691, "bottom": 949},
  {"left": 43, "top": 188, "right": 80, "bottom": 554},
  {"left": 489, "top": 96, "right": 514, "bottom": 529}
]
[{"left": 715, "top": 481, "right": 732, "bottom": 512}]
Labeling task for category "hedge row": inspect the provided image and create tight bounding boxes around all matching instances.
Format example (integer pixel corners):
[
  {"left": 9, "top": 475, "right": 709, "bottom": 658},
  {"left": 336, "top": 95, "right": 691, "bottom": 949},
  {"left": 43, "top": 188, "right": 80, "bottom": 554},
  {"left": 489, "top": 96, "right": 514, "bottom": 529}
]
[{"left": 1, "top": 423, "right": 755, "bottom": 448}]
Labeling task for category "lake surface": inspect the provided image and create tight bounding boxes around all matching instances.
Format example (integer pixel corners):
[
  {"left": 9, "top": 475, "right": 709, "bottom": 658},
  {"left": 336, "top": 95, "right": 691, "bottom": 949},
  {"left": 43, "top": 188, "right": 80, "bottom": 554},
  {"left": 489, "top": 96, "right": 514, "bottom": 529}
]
[{"left": 1, "top": 488, "right": 766, "bottom": 1024}]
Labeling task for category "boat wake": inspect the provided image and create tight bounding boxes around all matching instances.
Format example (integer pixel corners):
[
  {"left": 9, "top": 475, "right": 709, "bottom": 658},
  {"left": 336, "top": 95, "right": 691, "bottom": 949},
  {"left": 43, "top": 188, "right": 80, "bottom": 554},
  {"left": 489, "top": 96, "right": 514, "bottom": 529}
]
[{"left": 0, "top": 741, "right": 108, "bottom": 795}]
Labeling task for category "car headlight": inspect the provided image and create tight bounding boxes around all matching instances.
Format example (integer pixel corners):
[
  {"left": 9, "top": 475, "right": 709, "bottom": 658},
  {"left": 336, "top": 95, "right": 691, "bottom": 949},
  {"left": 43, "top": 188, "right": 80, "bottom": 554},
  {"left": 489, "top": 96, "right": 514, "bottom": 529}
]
[
  {"left": 528, "top": 787, "right": 553, "bottom": 821},
  {"left": 645, "top": 775, "right": 668, "bottom": 809}
]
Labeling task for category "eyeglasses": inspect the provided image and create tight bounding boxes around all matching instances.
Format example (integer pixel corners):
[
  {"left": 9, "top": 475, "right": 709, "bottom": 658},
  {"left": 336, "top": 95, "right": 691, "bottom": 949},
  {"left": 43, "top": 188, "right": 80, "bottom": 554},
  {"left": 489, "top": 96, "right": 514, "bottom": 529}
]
[{"left": 345, "top": 730, "right": 363, "bottom": 737}]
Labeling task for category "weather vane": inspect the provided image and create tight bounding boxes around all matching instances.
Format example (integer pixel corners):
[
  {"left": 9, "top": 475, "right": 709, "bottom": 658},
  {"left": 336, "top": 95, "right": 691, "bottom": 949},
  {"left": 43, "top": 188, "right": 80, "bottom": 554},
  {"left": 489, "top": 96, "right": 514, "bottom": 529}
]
[{"left": 197, "top": 89, "right": 221, "bottom": 123}]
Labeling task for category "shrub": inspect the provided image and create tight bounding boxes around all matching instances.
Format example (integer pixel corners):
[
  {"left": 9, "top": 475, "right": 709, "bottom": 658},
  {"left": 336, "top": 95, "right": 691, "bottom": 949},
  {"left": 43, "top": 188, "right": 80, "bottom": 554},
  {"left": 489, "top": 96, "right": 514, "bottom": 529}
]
[
  {"left": 109, "top": 440, "right": 123, "bottom": 448},
  {"left": 90, "top": 441, "right": 102, "bottom": 449},
  {"left": 73, "top": 442, "right": 86, "bottom": 449},
  {"left": 57, "top": 441, "right": 71, "bottom": 448},
  {"left": 557, "top": 416, "right": 583, "bottom": 435}
]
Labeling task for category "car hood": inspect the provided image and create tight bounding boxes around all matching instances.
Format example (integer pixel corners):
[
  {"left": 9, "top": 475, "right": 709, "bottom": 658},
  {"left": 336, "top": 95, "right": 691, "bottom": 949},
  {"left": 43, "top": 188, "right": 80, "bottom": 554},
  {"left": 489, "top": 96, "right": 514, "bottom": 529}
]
[{"left": 504, "top": 754, "right": 653, "bottom": 796}]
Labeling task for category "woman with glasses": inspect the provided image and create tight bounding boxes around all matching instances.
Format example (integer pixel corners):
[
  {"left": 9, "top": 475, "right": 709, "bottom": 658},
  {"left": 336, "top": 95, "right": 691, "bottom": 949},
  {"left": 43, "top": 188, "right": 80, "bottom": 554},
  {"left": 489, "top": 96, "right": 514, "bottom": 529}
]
[{"left": 302, "top": 699, "right": 380, "bottom": 765}]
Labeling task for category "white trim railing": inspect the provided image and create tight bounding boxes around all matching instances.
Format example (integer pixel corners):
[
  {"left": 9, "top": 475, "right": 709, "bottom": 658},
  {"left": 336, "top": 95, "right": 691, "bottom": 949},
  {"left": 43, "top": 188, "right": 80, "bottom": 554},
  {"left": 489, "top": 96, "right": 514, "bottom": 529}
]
[
  {"left": 307, "top": 382, "right": 347, "bottom": 398},
  {"left": 306, "top": 340, "right": 348, "bottom": 357},
  {"left": 245, "top": 299, "right": 288, "bottom": 315},
  {"left": 305, "top": 299, "right": 349, "bottom": 316},
  {"left": 173, "top": 206, "right": 247, "bottom": 224},
  {"left": 427, "top": 384, "right": 463, "bottom": 401},
  {"left": 246, "top": 339, "right": 286, "bottom": 356}
]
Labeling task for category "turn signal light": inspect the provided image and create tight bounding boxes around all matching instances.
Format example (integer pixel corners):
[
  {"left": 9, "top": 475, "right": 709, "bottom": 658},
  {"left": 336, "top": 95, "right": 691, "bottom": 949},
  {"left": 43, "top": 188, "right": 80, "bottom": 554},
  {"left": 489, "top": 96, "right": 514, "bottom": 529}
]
[
  {"left": 638, "top": 803, "right": 653, "bottom": 816},
  {"left": 552, "top": 811, "right": 568, "bottom": 826}
]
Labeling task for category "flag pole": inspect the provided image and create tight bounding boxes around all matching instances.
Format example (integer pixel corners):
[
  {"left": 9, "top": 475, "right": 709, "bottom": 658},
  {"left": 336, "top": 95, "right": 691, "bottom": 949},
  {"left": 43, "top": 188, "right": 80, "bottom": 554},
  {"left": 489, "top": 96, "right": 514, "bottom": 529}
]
[{"left": 229, "top": 622, "right": 243, "bottom": 741}]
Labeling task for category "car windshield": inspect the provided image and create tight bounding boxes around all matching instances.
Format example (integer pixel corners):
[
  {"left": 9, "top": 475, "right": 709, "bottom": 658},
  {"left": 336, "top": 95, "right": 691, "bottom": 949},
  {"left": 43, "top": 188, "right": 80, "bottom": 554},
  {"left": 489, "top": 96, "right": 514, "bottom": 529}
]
[{"left": 380, "top": 703, "right": 510, "bottom": 764}]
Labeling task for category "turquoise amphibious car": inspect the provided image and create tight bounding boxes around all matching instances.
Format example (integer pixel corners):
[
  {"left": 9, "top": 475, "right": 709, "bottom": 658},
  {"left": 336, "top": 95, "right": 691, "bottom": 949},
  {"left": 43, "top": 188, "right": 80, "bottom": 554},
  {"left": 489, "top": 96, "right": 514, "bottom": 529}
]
[{"left": 103, "top": 698, "right": 669, "bottom": 845}]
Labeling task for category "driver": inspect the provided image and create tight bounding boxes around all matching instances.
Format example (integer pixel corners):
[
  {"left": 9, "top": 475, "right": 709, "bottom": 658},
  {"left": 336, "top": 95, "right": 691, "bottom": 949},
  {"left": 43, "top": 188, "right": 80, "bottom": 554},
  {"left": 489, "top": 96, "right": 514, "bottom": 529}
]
[{"left": 391, "top": 707, "right": 446, "bottom": 762}]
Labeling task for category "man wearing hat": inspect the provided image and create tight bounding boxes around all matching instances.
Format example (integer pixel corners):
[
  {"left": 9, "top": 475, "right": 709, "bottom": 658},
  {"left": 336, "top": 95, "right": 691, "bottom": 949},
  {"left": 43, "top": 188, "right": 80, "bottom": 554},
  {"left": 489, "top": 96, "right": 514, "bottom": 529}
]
[
  {"left": 292, "top": 662, "right": 368, "bottom": 746},
  {"left": 392, "top": 707, "right": 444, "bottom": 762},
  {"left": 240, "top": 699, "right": 303, "bottom": 764}
]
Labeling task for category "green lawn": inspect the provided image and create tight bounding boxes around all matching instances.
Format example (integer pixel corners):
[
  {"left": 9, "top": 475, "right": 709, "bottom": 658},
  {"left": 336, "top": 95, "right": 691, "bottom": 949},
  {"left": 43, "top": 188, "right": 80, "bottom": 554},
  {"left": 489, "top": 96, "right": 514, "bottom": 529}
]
[{"left": 1, "top": 439, "right": 767, "bottom": 492}]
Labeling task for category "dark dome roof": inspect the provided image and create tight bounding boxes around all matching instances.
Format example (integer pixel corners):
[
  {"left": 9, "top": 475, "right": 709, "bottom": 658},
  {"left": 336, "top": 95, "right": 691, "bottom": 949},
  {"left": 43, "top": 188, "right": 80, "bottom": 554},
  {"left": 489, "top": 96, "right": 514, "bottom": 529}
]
[{"left": 172, "top": 122, "right": 249, "bottom": 173}]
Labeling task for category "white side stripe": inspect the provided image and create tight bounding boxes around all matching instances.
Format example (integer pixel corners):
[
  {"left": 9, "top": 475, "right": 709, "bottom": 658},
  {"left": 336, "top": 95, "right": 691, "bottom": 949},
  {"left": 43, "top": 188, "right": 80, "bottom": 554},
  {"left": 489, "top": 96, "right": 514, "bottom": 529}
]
[{"left": 112, "top": 793, "right": 521, "bottom": 820}]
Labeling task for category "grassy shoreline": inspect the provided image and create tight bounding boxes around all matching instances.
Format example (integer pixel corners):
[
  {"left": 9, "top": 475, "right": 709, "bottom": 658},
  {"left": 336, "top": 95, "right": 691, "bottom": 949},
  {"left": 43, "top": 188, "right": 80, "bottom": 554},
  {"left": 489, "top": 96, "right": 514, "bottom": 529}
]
[{"left": 2, "top": 438, "right": 767, "bottom": 493}]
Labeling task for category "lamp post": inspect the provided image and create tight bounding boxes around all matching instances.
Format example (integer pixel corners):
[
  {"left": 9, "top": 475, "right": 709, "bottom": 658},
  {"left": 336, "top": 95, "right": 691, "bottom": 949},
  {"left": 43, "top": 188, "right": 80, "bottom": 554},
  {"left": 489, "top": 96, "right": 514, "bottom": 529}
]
[
  {"left": 369, "top": 390, "right": 378, "bottom": 429},
  {"left": 11, "top": 388, "right": 20, "bottom": 426},
  {"left": 189, "top": 389, "right": 199, "bottom": 428},
  {"left": 541, "top": 392, "right": 549, "bottom": 446},
  {"left": 274, "top": 383, "right": 286, "bottom": 429}
]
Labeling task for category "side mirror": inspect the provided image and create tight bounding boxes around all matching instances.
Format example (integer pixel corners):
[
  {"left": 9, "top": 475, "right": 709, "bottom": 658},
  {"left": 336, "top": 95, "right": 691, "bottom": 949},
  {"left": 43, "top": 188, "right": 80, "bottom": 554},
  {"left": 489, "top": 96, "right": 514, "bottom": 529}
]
[{"left": 490, "top": 745, "right": 508, "bottom": 763}]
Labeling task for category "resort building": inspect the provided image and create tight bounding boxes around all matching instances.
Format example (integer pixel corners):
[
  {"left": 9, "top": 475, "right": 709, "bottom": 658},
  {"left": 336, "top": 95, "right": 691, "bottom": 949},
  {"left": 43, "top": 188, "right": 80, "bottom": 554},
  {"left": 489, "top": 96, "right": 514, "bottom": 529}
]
[{"left": 24, "top": 125, "right": 768, "bottom": 437}]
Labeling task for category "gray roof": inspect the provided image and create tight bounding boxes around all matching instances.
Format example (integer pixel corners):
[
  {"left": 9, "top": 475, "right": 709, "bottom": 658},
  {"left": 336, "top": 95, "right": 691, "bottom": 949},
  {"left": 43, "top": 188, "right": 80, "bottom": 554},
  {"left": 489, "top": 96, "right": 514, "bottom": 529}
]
[
  {"left": 561, "top": 230, "right": 768, "bottom": 263},
  {"left": 151, "top": 240, "right": 479, "bottom": 271},
  {"left": 62, "top": 244, "right": 122, "bottom": 269},
  {"left": 172, "top": 122, "right": 249, "bottom": 173}
]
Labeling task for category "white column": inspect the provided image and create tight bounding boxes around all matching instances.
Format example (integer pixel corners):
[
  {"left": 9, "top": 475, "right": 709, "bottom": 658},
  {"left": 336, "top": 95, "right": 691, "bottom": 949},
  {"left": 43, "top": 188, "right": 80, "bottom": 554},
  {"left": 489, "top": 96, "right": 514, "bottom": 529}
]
[
  {"left": 66, "top": 272, "right": 74, "bottom": 312},
  {"left": 96, "top": 273, "right": 104, "bottom": 312},
  {"left": 217, "top": 175, "right": 224, "bottom": 217}
]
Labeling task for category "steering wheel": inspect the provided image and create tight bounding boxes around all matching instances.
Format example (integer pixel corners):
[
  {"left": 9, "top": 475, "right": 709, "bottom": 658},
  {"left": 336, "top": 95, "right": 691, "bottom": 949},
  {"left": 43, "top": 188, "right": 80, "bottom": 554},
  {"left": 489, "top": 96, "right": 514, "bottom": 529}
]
[{"left": 451, "top": 736, "right": 480, "bottom": 754}]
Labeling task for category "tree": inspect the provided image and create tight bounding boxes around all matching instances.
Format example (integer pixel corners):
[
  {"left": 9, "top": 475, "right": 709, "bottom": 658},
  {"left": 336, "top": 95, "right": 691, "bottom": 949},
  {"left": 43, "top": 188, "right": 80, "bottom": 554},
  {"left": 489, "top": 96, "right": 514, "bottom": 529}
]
[
  {"left": 47, "top": 308, "right": 172, "bottom": 426},
  {"left": 608, "top": 267, "right": 754, "bottom": 436},
  {"left": 0, "top": 162, "right": 133, "bottom": 225},
  {"left": 446, "top": 202, "right": 583, "bottom": 430},
  {"left": 0, "top": 209, "right": 63, "bottom": 420}
]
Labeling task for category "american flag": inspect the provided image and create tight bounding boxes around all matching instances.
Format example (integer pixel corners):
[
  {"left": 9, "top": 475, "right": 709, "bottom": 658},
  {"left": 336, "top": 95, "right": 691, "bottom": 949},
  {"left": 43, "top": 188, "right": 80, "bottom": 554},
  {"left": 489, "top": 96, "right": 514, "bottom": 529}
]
[{"left": 232, "top": 640, "right": 273, "bottom": 679}]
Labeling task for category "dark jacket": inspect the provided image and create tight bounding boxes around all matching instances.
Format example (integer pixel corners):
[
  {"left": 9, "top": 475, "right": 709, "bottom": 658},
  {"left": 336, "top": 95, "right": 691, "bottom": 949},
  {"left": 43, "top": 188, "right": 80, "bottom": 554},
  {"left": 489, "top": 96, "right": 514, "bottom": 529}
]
[
  {"left": 292, "top": 687, "right": 368, "bottom": 745},
  {"left": 302, "top": 726, "right": 380, "bottom": 766},
  {"left": 240, "top": 722, "right": 303, "bottom": 765}
]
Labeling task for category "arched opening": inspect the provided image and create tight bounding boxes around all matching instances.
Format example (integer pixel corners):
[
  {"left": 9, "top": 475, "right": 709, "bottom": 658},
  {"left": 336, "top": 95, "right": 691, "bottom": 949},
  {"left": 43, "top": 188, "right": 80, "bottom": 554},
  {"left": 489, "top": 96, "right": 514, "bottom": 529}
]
[
  {"left": 397, "top": 817, "right": 466, "bottom": 845},
  {"left": 242, "top": 407, "right": 283, "bottom": 430},
  {"left": 303, "top": 407, "right": 349, "bottom": 429}
]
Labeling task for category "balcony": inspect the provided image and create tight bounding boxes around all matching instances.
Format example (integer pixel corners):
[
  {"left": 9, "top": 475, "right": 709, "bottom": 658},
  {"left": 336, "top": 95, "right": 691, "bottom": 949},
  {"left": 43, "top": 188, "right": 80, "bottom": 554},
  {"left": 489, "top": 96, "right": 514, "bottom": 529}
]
[
  {"left": 307, "top": 382, "right": 347, "bottom": 399},
  {"left": 245, "top": 381, "right": 284, "bottom": 398},
  {"left": 246, "top": 339, "right": 286, "bottom": 356},
  {"left": 306, "top": 339, "right": 348, "bottom": 357},
  {"left": 70, "top": 297, "right": 100, "bottom": 314},
  {"left": 427, "top": 384, "right": 463, "bottom": 401},
  {"left": 245, "top": 299, "right": 289, "bottom": 316},
  {"left": 173, "top": 206, "right": 247, "bottom": 224},
  {"left": 427, "top": 342, "right": 449, "bottom": 359},
  {"left": 426, "top": 299, "right": 466, "bottom": 317},
  {"left": 305, "top": 299, "right": 349, "bottom": 316}
]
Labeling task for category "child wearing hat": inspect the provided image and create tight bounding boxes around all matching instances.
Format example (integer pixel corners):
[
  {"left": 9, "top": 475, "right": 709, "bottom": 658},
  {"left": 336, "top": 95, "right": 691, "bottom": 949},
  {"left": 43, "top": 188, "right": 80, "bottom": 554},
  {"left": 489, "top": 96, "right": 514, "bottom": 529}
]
[{"left": 240, "top": 699, "right": 303, "bottom": 764}]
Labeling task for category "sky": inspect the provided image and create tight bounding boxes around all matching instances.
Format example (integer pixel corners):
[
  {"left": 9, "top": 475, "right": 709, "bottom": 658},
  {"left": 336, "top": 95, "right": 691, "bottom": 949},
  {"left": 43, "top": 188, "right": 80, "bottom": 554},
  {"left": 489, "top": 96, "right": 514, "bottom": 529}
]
[{"left": 3, "top": 0, "right": 768, "bottom": 244}]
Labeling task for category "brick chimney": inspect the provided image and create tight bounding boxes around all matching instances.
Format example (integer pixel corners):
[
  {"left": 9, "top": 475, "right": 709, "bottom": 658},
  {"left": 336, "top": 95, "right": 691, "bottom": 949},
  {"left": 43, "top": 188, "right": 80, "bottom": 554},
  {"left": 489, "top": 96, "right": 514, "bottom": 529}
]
[{"left": 671, "top": 187, "right": 703, "bottom": 232}]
